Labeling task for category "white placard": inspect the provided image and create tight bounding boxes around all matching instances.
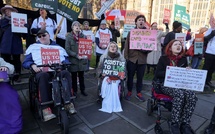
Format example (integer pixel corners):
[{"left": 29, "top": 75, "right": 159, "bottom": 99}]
[
  {"left": 175, "top": 33, "right": 186, "bottom": 43},
  {"left": 164, "top": 66, "right": 207, "bottom": 92},
  {"left": 11, "top": 12, "right": 27, "bottom": 33}
]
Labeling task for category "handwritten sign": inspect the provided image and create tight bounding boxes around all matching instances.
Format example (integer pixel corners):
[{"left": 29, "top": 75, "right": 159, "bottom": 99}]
[
  {"left": 99, "top": 32, "right": 110, "bottom": 48},
  {"left": 11, "top": 12, "right": 27, "bottom": 33},
  {"left": 163, "top": 8, "right": 171, "bottom": 24},
  {"left": 102, "top": 58, "right": 125, "bottom": 78},
  {"left": 129, "top": 29, "right": 157, "bottom": 50},
  {"left": 164, "top": 66, "right": 207, "bottom": 92},
  {"left": 194, "top": 34, "right": 204, "bottom": 55},
  {"left": 78, "top": 38, "right": 93, "bottom": 59},
  {"left": 41, "top": 48, "right": 60, "bottom": 71}
]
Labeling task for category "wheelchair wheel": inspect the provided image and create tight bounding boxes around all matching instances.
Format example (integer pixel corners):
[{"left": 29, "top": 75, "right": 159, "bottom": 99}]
[
  {"left": 154, "top": 124, "right": 163, "bottom": 134},
  {"left": 147, "top": 99, "right": 153, "bottom": 116},
  {"left": 60, "top": 110, "right": 69, "bottom": 134}
]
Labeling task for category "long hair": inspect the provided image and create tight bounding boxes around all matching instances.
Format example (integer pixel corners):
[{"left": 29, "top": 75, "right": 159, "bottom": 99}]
[{"left": 165, "top": 39, "right": 185, "bottom": 57}]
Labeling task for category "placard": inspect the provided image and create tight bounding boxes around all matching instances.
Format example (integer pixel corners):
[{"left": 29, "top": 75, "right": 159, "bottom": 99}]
[
  {"left": 122, "top": 24, "right": 135, "bottom": 38},
  {"left": 114, "top": 16, "right": 120, "bottom": 29},
  {"left": 164, "top": 66, "right": 207, "bottom": 92},
  {"left": 129, "top": 29, "right": 157, "bottom": 50},
  {"left": 175, "top": 33, "right": 186, "bottom": 47},
  {"left": 78, "top": 38, "right": 93, "bottom": 59},
  {"left": 11, "top": 12, "right": 27, "bottom": 33},
  {"left": 99, "top": 32, "right": 110, "bottom": 48},
  {"left": 102, "top": 58, "right": 125, "bottom": 78},
  {"left": 194, "top": 34, "right": 204, "bottom": 55},
  {"left": 163, "top": 8, "right": 171, "bottom": 24}
]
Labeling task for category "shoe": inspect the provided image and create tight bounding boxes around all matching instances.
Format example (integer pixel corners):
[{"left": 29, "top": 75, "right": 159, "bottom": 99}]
[
  {"left": 180, "top": 123, "right": 195, "bottom": 134},
  {"left": 170, "top": 123, "right": 181, "bottom": 134},
  {"left": 81, "top": 91, "right": 88, "bottom": 96},
  {"left": 125, "top": 91, "right": 132, "bottom": 100},
  {"left": 207, "top": 82, "right": 215, "bottom": 89},
  {"left": 42, "top": 107, "right": 56, "bottom": 122},
  {"left": 65, "top": 103, "right": 76, "bottom": 114},
  {"left": 204, "top": 122, "right": 215, "bottom": 134},
  {"left": 135, "top": 93, "right": 145, "bottom": 101}
]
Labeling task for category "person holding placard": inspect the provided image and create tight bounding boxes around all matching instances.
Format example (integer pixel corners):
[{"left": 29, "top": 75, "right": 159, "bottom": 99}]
[
  {"left": 124, "top": 15, "right": 151, "bottom": 101},
  {"left": 0, "top": 5, "right": 23, "bottom": 82},
  {"left": 109, "top": 21, "right": 120, "bottom": 43},
  {"left": 146, "top": 22, "right": 169, "bottom": 74},
  {"left": 65, "top": 21, "right": 88, "bottom": 96},
  {"left": 23, "top": 29, "right": 76, "bottom": 121},
  {"left": 97, "top": 41, "right": 125, "bottom": 113},
  {"left": 95, "top": 20, "right": 113, "bottom": 68},
  {"left": 153, "top": 39, "right": 197, "bottom": 134}
]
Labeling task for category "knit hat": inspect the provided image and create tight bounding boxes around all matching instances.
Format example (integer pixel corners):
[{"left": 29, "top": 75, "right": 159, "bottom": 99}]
[
  {"left": 173, "top": 21, "right": 182, "bottom": 29},
  {"left": 100, "top": 20, "right": 106, "bottom": 25},
  {"left": 83, "top": 21, "right": 89, "bottom": 25},
  {"left": 72, "top": 21, "right": 80, "bottom": 27}
]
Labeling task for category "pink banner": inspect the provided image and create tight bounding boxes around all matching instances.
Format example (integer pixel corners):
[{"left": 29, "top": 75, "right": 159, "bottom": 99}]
[
  {"left": 129, "top": 29, "right": 157, "bottom": 50},
  {"left": 163, "top": 8, "right": 171, "bottom": 24}
]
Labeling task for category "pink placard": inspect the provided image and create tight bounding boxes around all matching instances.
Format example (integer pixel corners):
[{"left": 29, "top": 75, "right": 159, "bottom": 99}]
[{"left": 129, "top": 29, "right": 157, "bottom": 50}]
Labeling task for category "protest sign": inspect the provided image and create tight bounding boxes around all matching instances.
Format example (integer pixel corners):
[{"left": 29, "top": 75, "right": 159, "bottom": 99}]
[
  {"left": 78, "top": 38, "right": 93, "bottom": 59},
  {"left": 122, "top": 24, "right": 135, "bottom": 38},
  {"left": 102, "top": 58, "right": 126, "bottom": 78},
  {"left": 194, "top": 34, "right": 204, "bottom": 55},
  {"left": 163, "top": 8, "right": 171, "bottom": 24},
  {"left": 41, "top": 48, "right": 60, "bottom": 71},
  {"left": 129, "top": 29, "right": 157, "bottom": 50},
  {"left": 11, "top": 12, "right": 27, "bottom": 33},
  {"left": 31, "top": 0, "right": 58, "bottom": 11},
  {"left": 99, "top": 32, "right": 110, "bottom": 48},
  {"left": 174, "top": 4, "right": 190, "bottom": 29},
  {"left": 114, "top": 16, "right": 120, "bottom": 29},
  {"left": 164, "top": 66, "right": 207, "bottom": 92},
  {"left": 175, "top": 33, "right": 186, "bottom": 46}
]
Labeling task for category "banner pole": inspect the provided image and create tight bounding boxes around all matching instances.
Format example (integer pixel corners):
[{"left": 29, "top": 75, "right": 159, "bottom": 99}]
[{"left": 54, "top": 17, "right": 64, "bottom": 40}]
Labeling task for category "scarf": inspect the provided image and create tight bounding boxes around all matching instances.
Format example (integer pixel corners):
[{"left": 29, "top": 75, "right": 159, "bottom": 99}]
[
  {"left": 72, "top": 32, "right": 79, "bottom": 42},
  {"left": 168, "top": 55, "right": 182, "bottom": 66},
  {"left": 108, "top": 51, "right": 120, "bottom": 59}
]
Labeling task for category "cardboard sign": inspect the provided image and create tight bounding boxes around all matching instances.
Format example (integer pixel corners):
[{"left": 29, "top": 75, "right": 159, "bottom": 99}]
[
  {"left": 164, "top": 66, "right": 207, "bottom": 92},
  {"left": 129, "top": 29, "right": 157, "bottom": 50},
  {"left": 41, "top": 48, "right": 60, "bottom": 71},
  {"left": 163, "top": 8, "right": 171, "bottom": 24},
  {"left": 11, "top": 12, "right": 27, "bottom": 33},
  {"left": 114, "top": 16, "right": 120, "bottom": 29},
  {"left": 78, "top": 38, "right": 93, "bottom": 59},
  {"left": 99, "top": 32, "right": 110, "bottom": 48},
  {"left": 194, "top": 34, "right": 204, "bottom": 55},
  {"left": 102, "top": 58, "right": 125, "bottom": 78}
]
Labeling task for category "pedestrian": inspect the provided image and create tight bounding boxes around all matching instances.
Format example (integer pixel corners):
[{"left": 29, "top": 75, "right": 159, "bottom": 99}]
[
  {"left": 146, "top": 22, "right": 169, "bottom": 74},
  {"left": 95, "top": 19, "right": 112, "bottom": 67},
  {"left": 109, "top": 21, "right": 120, "bottom": 43},
  {"left": 124, "top": 15, "right": 151, "bottom": 101},
  {"left": 0, "top": 5, "right": 23, "bottom": 82},
  {"left": 65, "top": 21, "right": 88, "bottom": 96},
  {"left": 31, "top": 8, "right": 61, "bottom": 41},
  {"left": 153, "top": 39, "right": 197, "bottom": 134}
]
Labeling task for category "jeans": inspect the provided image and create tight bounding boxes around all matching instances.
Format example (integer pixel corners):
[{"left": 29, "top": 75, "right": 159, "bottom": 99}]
[{"left": 191, "top": 55, "right": 202, "bottom": 69}]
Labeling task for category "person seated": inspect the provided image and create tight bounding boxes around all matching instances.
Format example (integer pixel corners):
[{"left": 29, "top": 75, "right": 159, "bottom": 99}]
[
  {"left": 0, "top": 57, "right": 22, "bottom": 133},
  {"left": 23, "top": 29, "right": 75, "bottom": 122},
  {"left": 97, "top": 41, "right": 125, "bottom": 113},
  {"left": 153, "top": 39, "right": 197, "bottom": 134}
]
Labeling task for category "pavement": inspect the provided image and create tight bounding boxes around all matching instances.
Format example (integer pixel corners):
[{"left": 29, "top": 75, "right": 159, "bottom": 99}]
[{"left": 15, "top": 70, "right": 215, "bottom": 134}]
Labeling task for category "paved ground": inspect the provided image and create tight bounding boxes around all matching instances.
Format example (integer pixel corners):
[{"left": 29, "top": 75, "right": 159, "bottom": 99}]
[{"left": 16, "top": 70, "right": 215, "bottom": 134}]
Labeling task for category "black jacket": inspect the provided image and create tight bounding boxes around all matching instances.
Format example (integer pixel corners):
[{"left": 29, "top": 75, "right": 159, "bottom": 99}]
[{"left": 109, "top": 28, "right": 120, "bottom": 42}]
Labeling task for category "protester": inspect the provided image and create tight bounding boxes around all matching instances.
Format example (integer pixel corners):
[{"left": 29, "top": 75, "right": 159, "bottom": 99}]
[
  {"left": 0, "top": 57, "right": 22, "bottom": 133},
  {"left": 109, "top": 21, "right": 120, "bottom": 43},
  {"left": 146, "top": 22, "right": 169, "bottom": 74},
  {"left": 0, "top": 5, "right": 23, "bottom": 82},
  {"left": 65, "top": 21, "right": 88, "bottom": 96},
  {"left": 31, "top": 9, "right": 61, "bottom": 41},
  {"left": 186, "top": 28, "right": 192, "bottom": 41},
  {"left": 95, "top": 19, "right": 112, "bottom": 67},
  {"left": 124, "top": 15, "right": 151, "bottom": 101},
  {"left": 23, "top": 29, "right": 76, "bottom": 121},
  {"left": 97, "top": 41, "right": 125, "bottom": 113},
  {"left": 153, "top": 39, "right": 197, "bottom": 134}
]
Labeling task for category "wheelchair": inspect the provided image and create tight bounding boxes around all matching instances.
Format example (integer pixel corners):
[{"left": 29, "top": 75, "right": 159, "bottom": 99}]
[
  {"left": 28, "top": 63, "right": 75, "bottom": 134},
  {"left": 147, "top": 83, "right": 173, "bottom": 134}
]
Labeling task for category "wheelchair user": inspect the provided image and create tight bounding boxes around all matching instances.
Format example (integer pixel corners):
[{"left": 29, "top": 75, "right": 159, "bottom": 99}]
[
  {"left": 0, "top": 57, "right": 22, "bottom": 133},
  {"left": 23, "top": 29, "right": 76, "bottom": 122},
  {"left": 153, "top": 39, "right": 197, "bottom": 134},
  {"left": 97, "top": 41, "right": 126, "bottom": 113}
]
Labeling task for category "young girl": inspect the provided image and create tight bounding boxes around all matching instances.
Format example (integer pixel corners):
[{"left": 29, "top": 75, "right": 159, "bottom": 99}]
[{"left": 97, "top": 41, "right": 125, "bottom": 113}]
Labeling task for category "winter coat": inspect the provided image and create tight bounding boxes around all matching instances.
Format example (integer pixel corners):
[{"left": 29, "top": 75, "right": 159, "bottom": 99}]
[
  {"left": 0, "top": 17, "right": 23, "bottom": 54},
  {"left": 65, "top": 32, "right": 88, "bottom": 72},
  {"left": 109, "top": 27, "right": 120, "bottom": 42}
]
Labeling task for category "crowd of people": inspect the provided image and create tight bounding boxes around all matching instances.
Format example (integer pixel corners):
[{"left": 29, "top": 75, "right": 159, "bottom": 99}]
[{"left": 1, "top": 4, "right": 215, "bottom": 134}]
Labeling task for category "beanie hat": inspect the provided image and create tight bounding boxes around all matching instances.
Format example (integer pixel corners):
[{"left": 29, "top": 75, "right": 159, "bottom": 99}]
[
  {"left": 100, "top": 20, "right": 106, "bottom": 25},
  {"left": 72, "top": 21, "right": 80, "bottom": 27},
  {"left": 83, "top": 21, "right": 89, "bottom": 25},
  {"left": 173, "top": 21, "right": 182, "bottom": 29}
]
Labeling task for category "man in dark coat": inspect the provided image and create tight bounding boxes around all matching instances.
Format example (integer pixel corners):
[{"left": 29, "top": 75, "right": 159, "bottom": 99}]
[{"left": 109, "top": 22, "right": 120, "bottom": 43}]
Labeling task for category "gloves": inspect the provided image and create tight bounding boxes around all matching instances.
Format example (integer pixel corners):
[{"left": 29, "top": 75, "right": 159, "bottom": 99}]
[{"left": 164, "top": 23, "right": 169, "bottom": 29}]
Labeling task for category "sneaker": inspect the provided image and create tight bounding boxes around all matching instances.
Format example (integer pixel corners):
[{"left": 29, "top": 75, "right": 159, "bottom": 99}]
[
  {"left": 42, "top": 107, "right": 56, "bottom": 122},
  {"left": 180, "top": 123, "right": 195, "bottom": 134},
  {"left": 135, "top": 93, "right": 145, "bottom": 101},
  {"left": 204, "top": 122, "right": 215, "bottom": 134},
  {"left": 125, "top": 91, "right": 132, "bottom": 100},
  {"left": 65, "top": 103, "right": 76, "bottom": 114},
  {"left": 170, "top": 123, "right": 181, "bottom": 134}
]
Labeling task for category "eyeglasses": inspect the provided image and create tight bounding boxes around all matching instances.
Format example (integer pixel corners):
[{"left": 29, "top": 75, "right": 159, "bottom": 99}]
[{"left": 38, "top": 34, "right": 47, "bottom": 38}]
